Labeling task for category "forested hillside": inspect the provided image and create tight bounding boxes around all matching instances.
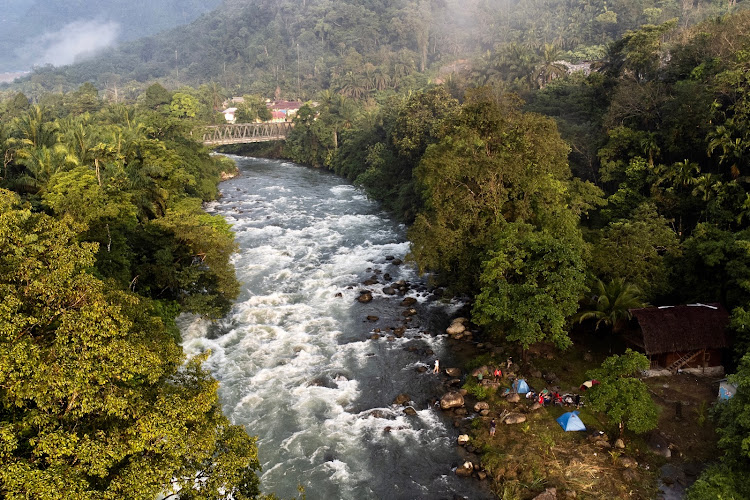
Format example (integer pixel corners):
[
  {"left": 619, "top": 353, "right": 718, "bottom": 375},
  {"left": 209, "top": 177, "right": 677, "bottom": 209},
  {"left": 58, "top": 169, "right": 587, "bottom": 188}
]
[
  {"left": 0, "top": 85, "right": 271, "bottom": 498},
  {"left": 280, "top": 10, "right": 750, "bottom": 497},
  {"left": 0, "top": 0, "right": 221, "bottom": 72},
  {"left": 9, "top": 0, "right": 741, "bottom": 98}
]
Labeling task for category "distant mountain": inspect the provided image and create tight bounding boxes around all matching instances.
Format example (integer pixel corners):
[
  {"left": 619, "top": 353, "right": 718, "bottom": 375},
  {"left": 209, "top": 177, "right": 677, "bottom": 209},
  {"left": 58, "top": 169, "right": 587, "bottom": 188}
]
[
  {"left": 11, "top": 0, "right": 742, "bottom": 99},
  {"left": 0, "top": 0, "right": 222, "bottom": 72}
]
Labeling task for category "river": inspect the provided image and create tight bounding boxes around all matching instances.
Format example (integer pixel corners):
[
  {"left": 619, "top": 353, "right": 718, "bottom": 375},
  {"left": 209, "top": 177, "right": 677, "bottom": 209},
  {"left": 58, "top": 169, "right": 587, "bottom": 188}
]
[{"left": 179, "top": 157, "right": 492, "bottom": 499}]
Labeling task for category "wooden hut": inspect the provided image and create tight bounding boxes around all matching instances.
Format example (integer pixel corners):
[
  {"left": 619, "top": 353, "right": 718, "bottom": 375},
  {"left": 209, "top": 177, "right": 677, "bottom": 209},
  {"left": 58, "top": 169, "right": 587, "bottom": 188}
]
[{"left": 626, "top": 303, "right": 729, "bottom": 373}]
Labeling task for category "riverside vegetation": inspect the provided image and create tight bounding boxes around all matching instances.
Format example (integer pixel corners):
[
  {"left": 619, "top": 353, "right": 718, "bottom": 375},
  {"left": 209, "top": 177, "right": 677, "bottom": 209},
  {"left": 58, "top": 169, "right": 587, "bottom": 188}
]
[{"left": 2, "top": 1, "right": 750, "bottom": 499}]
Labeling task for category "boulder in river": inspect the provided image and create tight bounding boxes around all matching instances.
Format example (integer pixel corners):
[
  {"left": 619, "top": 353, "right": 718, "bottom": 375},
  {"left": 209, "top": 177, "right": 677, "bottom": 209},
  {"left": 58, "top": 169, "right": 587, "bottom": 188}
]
[
  {"left": 455, "top": 463, "right": 473, "bottom": 477},
  {"left": 446, "top": 320, "right": 466, "bottom": 335},
  {"left": 401, "top": 297, "right": 417, "bottom": 307},
  {"left": 404, "top": 406, "right": 417, "bottom": 416},
  {"left": 366, "top": 315, "right": 379, "bottom": 322},
  {"left": 440, "top": 392, "right": 465, "bottom": 410},
  {"left": 382, "top": 286, "right": 396, "bottom": 295},
  {"left": 357, "top": 291, "right": 373, "bottom": 303},
  {"left": 445, "top": 367, "right": 461, "bottom": 377},
  {"left": 393, "top": 393, "right": 411, "bottom": 405},
  {"left": 457, "top": 434, "right": 470, "bottom": 445}
]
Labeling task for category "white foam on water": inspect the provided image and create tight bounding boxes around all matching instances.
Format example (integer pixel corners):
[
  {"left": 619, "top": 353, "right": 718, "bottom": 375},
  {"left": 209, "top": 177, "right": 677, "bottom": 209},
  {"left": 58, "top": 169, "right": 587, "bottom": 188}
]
[{"left": 183, "top": 158, "right": 490, "bottom": 500}]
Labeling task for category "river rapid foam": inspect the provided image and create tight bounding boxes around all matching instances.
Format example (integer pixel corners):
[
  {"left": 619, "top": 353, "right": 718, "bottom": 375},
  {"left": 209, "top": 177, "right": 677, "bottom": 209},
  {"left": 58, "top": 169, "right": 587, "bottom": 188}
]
[{"left": 179, "top": 157, "right": 492, "bottom": 499}]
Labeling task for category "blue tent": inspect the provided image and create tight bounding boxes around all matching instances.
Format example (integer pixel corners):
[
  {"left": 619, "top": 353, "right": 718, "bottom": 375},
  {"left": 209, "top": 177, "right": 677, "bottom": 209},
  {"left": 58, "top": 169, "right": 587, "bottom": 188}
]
[
  {"left": 556, "top": 411, "right": 586, "bottom": 431},
  {"left": 513, "top": 379, "right": 530, "bottom": 394}
]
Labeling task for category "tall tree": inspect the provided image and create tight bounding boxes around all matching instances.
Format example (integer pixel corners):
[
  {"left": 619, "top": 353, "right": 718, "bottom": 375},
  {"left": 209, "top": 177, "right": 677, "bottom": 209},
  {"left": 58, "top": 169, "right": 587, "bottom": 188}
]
[{"left": 0, "top": 189, "right": 262, "bottom": 499}]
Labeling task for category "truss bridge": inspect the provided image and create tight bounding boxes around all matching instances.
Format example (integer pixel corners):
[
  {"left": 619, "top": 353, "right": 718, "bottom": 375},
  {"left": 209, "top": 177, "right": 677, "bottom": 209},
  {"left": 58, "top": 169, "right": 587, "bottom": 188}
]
[{"left": 200, "top": 122, "right": 294, "bottom": 146}]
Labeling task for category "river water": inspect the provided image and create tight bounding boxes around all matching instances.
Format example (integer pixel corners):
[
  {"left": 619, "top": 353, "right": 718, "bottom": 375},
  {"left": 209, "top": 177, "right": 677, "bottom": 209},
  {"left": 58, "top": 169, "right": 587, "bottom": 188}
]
[{"left": 179, "top": 157, "right": 492, "bottom": 499}]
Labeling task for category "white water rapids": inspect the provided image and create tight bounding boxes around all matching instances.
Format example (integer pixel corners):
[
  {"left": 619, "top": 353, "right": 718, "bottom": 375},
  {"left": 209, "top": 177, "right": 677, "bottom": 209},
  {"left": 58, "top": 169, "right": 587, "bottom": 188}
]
[{"left": 179, "top": 157, "right": 492, "bottom": 499}]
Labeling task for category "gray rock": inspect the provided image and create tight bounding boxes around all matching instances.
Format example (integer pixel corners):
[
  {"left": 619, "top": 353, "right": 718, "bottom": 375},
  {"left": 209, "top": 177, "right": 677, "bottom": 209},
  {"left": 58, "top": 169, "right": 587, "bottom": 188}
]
[
  {"left": 504, "top": 413, "right": 526, "bottom": 424},
  {"left": 474, "top": 401, "right": 490, "bottom": 412},
  {"left": 382, "top": 286, "right": 396, "bottom": 295},
  {"left": 440, "top": 392, "right": 465, "bottom": 410}
]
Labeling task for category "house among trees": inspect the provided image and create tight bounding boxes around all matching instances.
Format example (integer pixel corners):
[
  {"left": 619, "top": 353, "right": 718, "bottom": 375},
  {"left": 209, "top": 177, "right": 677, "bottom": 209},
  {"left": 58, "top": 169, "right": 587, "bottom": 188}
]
[
  {"left": 266, "top": 100, "right": 302, "bottom": 122},
  {"left": 625, "top": 304, "right": 729, "bottom": 375}
]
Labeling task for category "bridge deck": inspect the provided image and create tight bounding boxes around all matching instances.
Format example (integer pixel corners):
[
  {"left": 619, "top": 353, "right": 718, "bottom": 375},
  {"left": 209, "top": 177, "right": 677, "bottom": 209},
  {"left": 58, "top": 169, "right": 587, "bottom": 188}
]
[{"left": 201, "top": 122, "right": 294, "bottom": 146}]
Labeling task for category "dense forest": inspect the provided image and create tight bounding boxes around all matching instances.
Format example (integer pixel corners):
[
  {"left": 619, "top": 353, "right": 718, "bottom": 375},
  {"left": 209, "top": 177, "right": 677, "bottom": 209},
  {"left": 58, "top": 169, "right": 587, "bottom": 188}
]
[
  {"left": 5, "top": 0, "right": 741, "bottom": 98},
  {"left": 3, "top": 0, "right": 750, "bottom": 498},
  {"left": 0, "top": 89, "right": 273, "bottom": 497},
  {"left": 283, "top": 10, "right": 750, "bottom": 498}
]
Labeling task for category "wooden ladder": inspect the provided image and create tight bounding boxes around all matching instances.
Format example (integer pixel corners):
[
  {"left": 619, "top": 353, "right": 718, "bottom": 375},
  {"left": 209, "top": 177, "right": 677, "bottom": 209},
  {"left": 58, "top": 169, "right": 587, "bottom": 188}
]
[{"left": 667, "top": 350, "right": 703, "bottom": 373}]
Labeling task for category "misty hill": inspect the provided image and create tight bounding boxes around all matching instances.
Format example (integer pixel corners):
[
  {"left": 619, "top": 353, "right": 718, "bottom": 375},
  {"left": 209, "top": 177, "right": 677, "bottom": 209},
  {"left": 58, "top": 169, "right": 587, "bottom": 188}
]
[
  {"left": 14, "top": 0, "right": 744, "bottom": 98},
  {"left": 0, "top": 0, "right": 222, "bottom": 72}
]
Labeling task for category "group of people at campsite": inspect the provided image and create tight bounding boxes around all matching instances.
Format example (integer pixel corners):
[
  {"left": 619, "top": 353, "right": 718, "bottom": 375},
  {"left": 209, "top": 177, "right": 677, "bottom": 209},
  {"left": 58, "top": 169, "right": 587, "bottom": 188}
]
[{"left": 489, "top": 371, "right": 596, "bottom": 409}]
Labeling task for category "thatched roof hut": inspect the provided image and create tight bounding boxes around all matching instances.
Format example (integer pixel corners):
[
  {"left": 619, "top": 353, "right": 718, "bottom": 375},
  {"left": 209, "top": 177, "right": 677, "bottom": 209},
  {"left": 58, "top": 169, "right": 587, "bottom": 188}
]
[{"left": 626, "top": 303, "right": 729, "bottom": 372}]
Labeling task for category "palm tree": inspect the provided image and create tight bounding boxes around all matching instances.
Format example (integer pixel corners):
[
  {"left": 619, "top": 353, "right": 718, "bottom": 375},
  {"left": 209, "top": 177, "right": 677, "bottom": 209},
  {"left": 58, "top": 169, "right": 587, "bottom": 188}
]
[
  {"left": 575, "top": 278, "right": 646, "bottom": 336},
  {"left": 537, "top": 43, "right": 567, "bottom": 87}
]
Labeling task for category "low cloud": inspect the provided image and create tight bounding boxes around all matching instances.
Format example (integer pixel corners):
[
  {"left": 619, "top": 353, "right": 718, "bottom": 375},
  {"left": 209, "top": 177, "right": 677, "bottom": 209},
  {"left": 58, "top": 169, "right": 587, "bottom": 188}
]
[{"left": 26, "top": 19, "right": 121, "bottom": 67}]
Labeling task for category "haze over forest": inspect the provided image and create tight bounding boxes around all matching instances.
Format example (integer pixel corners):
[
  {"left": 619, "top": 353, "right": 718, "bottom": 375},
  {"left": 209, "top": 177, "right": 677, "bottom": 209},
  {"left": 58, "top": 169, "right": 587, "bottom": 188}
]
[{"left": 0, "top": 0, "right": 221, "bottom": 72}]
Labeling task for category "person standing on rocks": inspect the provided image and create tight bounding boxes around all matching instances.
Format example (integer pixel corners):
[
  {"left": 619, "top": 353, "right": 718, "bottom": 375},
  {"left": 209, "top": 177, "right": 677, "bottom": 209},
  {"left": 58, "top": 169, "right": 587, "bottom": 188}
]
[
  {"left": 433, "top": 359, "right": 440, "bottom": 374},
  {"left": 490, "top": 419, "right": 496, "bottom": 437}
]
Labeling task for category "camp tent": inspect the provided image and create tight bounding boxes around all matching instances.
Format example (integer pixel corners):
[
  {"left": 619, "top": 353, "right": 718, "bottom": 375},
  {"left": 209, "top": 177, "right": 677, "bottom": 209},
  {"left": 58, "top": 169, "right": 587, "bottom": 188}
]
[
  {"left": 556, "top": 411, "right": 586, "bottom": 431},
  {"left": 513, "top": 379, "right": 530, "bottom": 394},
  {"left": 719, "top": 380, "right": 737, "bottom": 400}
]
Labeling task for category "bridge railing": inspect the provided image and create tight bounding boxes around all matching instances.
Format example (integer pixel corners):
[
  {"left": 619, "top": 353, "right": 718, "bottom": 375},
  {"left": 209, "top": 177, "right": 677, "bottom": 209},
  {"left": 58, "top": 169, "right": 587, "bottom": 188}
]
[{"left": 199, "top": 122, "right": 294, "bottom": 146}]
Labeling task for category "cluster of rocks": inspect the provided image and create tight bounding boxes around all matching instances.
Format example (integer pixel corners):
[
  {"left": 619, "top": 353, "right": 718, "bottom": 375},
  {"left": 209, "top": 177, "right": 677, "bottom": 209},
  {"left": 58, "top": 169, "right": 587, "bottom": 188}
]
[{"left": 445, "top": 317, "right": 473, "bottom": 341}]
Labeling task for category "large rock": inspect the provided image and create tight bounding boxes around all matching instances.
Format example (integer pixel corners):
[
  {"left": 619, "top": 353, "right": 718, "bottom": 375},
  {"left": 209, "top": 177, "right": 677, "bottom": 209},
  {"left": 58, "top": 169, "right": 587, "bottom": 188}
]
[
  {"left": 393, "top": 393, "right": 411, "bottom": 405},
  {"left": 474, "top": 401, "right": 490, "bottom": 412},
  {"left": 446, "top": 321, "right": 466, "bottom": 335},
  {"left": 401, "top": 297, "right": 417, "bottom": 307},
  {"left": 440, "top": 392, "right": 465, "bottom": 410},
  {"left": 357, "top": 291, "right": 373, "bottom": 303},
  {"left": 507, "top": 393, "right": 521, "bottom": 403},
  {"left": 504, "top": 413, "right": 526, "bottom": 424},
  {"left": 445, "top": 367, "right": 462, "bottom": 377},
  {"left": 529, "top": 402, "right": 542, "bottom": 411},
  {"left": 457, "top": 434, "right": 470, "bottom": 445},
  {"left": 455, "top": 463, "right": 473, "bottom": 477}
]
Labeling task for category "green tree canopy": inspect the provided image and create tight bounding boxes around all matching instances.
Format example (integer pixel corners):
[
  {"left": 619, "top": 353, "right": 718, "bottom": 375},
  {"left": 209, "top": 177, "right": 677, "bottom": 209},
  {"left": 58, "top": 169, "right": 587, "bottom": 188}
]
[
  {"left": 586, "top": 349, "right": 659, "bottom": 436},
  {"left": 0, "top": 189, "right": 262, "bottom": 499}
]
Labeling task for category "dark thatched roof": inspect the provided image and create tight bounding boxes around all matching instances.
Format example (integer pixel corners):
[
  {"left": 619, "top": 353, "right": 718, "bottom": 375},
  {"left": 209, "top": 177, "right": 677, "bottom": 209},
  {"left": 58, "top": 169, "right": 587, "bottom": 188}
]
[{"left": 629, "top": 303, "right": 729, "bottom": 355}]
